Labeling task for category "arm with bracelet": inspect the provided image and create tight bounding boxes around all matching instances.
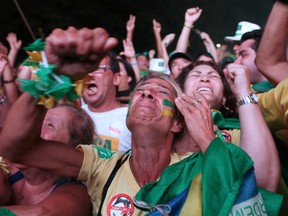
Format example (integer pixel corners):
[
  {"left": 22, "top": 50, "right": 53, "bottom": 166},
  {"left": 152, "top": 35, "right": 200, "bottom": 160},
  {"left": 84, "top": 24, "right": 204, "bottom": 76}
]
[
  {"left": 176, "top": 7, "right": 202, "bottom": 53},
  {"left": 224, "top": 63, "right": 280, "bottom": 192},
  {"left": 0, "top": 49, "right": 18, "bottom": 105},
  {"left": 2, "top": 57, "right": 18, "bottom": 106},
  {"left": 6, "top": 33, "right": 22, "bottom": 68},
  {"left": 122, "top": 38, "right": 141, "bottom": 82}
]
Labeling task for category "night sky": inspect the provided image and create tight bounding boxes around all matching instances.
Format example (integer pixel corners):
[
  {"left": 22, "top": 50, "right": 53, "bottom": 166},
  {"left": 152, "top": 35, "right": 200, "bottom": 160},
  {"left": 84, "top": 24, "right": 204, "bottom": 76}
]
[{"left": 1, "top": 0, "right": 274, "bottom": 63}]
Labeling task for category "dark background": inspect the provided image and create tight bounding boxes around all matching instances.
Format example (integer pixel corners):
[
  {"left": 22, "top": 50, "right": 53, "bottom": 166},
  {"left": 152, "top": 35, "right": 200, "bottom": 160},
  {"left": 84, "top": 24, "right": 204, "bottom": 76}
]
[{"left": 0, "top": 0, "right": 274, "bottom": 64}]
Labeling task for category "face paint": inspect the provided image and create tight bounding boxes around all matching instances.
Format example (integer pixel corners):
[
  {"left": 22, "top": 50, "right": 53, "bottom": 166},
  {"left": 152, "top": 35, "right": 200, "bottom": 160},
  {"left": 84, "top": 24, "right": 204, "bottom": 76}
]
[
  {"left": 161, "top": 99, "right": 174, "bottom": 118},
  {"left": 161, "top": 109, "right": 173, "bottom": 118},
  {"left": 162, "top": 99, "right": 174, "bottom": 108}
]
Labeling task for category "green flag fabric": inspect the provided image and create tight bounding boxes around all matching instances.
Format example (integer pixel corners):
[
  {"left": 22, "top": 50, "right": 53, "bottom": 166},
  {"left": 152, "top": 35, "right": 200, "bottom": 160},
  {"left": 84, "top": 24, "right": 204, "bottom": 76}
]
[
  {"left": 252, "top": 80, "right": 275, "bottom": 93},
  {"left": 134, "top": 138, "right": 283, "bottom": 215},
  {"left": 0, "top": 208, "right": 16, "bottom": 216}
]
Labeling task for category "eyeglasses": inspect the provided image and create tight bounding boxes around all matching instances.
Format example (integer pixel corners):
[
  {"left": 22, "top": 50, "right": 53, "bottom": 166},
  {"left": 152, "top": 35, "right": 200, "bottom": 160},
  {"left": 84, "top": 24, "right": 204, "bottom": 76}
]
[{"left": 91, "top": 64, "right": 111, "bottom": 74}]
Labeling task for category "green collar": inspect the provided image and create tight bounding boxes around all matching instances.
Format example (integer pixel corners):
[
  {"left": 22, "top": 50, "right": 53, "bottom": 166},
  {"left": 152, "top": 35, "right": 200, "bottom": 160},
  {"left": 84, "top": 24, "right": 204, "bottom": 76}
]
[
  {"left": 212, "top": 110, "right": 240, "bottom": 129},
  {"left": 252, "top": 80, "right": 275, "bottom": 93},
  {"left": 212, "top": 110, "right": 240, "bottom": 143}
]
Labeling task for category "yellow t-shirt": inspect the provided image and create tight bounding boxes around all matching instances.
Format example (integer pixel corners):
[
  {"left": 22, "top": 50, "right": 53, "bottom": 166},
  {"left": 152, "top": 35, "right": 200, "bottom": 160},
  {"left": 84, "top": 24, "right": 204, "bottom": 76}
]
[
  {"left": 258, "top": 78, "right": 288, "bottom": 133},
  {"left": 77, "top": 144, "right": 181, "bottom": 216}
]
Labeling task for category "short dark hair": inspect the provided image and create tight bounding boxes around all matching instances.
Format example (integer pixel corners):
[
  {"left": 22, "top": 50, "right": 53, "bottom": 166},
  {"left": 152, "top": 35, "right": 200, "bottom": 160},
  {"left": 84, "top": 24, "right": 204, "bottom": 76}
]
[
  {"left": 240, "top": 29, "right": 263, "bottom": 51},
  {"left": 218, "top": 56, "right": 235, "bottom": 71},
  {"left": 117, "top": 57, "right": 137, "bottom": 91},
  {"left": 196, "top": 51, "right": 215, "bottom": 62},
  {"left": 107, "top": 51, "right": 120, "bottom": 74},
  {"left": 168, "top": 52, "right": 194, "bottom": 70}
]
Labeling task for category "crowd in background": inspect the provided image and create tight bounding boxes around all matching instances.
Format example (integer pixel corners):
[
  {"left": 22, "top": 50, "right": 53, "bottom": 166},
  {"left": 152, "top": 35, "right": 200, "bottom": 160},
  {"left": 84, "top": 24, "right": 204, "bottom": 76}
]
[{"left": 0, "top": 0, "right": 287, "bottom": 215}]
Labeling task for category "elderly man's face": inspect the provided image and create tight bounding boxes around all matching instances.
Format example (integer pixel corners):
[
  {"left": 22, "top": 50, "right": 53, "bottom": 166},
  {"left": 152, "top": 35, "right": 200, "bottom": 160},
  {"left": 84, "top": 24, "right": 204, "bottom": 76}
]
[{"left": 127, "top": 77, "right": 178, "bottom": 129}]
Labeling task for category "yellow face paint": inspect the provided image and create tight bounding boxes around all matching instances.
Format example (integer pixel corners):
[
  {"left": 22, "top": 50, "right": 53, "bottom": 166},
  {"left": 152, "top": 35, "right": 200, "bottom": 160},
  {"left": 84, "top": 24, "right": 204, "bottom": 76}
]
[
  {"left": 161, "top": 109, "right": 173, "bottom": 118},
  {"left": 161, "top": 99, "right": 174, "bottom": 118}
]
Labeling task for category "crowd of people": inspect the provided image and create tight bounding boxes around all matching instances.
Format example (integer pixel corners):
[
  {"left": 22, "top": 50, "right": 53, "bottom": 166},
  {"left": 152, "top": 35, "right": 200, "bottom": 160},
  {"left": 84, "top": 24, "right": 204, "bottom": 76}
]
[{"left": 0, "top": 0, "right": 287, "bottom": 215}]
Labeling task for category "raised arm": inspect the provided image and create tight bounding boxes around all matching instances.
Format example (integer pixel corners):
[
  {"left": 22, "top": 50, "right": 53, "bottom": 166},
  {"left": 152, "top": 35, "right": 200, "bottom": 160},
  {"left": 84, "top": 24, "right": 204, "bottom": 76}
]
[
  {"left": 0, "top": 92, "right": 84, "bottom": 178},
  {"left": 161, "top": 33, "right": 176, "bottom": 69},
  {"left": 2, "top": 58, "right": 18, "bottom": 105},
  {"left": 0, "top": 27, "right": 117, "bottom": 177},
  {"left": 176, "top": 7, "right": 202, "bottom": 53},
  {"left": 0, "top": 49, "right": 18, "bottom": 106},
  {"left": 121, "top": 38, "right": 141, "bottom": 82},
  {"left": 199, "top": 31, "right": 219, "bottom": 63},
  {"left": 152, "top": 19, "right": 163, "bottom": 58},
  {"left": 224, "top": 63, "right": 280, "bottom": 191},
  {"left": 6, "top": 32, "right": 22, "bottom": 67},
  {"left": 126, "top": 14, "right": 136, "bottom": 42},
  {"left": 255, "top": 1, "right": 288, "bottom": 84}
]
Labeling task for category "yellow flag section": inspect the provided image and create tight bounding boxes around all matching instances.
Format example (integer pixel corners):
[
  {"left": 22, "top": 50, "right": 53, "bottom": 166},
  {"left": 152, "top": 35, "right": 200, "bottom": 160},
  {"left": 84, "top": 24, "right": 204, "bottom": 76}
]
[{"left": 179, "top": 174, "right": 202, "bottom": 216}]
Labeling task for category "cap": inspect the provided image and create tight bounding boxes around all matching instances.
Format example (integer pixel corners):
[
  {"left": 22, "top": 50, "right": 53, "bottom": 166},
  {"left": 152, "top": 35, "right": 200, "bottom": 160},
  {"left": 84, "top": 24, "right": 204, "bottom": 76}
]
[
  {"left": 168, "top": 52, "right": 193, "bottom": 70},
  {"left": 149, "top": 58, "right": 167, "bottom": 73},
  {"left": 224, "top": 21, "right": 261, "bottom": 42}
]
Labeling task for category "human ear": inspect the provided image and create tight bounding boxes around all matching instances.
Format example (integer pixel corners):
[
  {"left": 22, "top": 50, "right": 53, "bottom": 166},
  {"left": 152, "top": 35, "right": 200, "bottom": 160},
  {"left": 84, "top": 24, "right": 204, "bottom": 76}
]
[
  {"left": 171, "top": 119, "right": 183, "bottom": 133},
  {"left": 113, "top": 73, "right": 121, "bottom": 86}
]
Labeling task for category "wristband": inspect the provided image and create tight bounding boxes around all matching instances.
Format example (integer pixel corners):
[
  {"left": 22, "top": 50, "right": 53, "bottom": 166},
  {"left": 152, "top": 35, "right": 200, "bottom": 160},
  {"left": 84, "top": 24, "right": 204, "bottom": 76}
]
[
  {"left": 3, "top": 78, "right": 15, "bottom": 84},
  {"left": 130, "top": 62, "right": 138, "bottom": 66},
  {"left": 184, "top": 24, "right": 194, "bottom": 29}
]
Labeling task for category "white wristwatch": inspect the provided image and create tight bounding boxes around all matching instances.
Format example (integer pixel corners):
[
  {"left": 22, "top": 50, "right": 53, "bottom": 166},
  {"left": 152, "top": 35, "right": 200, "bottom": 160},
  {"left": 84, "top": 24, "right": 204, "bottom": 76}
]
[{"left": 237, "top": 92, "right": 258, "bottom": 107}]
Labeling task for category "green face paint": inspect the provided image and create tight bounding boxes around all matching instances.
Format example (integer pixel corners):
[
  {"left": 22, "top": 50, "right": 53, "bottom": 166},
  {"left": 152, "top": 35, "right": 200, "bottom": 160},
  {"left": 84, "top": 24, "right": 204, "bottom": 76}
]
[
  {"left": 162, "top": 99, "right": 174, "bottom": 108},
  {"left": 161, "top": 99, "right": 174, "bottom": 118}
]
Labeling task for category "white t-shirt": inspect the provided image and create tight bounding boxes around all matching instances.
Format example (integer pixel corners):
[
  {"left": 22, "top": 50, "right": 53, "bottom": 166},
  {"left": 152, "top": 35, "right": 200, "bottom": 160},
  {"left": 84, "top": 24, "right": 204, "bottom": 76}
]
[{"left": 82, "top": 105, "right": 131, "bottom": 153}]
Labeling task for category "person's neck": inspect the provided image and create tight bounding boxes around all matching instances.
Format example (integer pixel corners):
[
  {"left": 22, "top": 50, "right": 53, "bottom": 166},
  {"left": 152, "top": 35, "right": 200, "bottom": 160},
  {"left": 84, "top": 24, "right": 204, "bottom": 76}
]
[
  {"left": 118, "top": 83, "right": 130, "bottom": 92},
  {"left": 253, "top": 73, "right": 268, "bottom": 84},
  {"left": 174, "top": 132, "right": 199, "bottom": 155},
  {"left": 129, "top": 128, "right": 173, "bottom": 186},
  {"left": 88, "top": 100, "right": 123, "bottom": 112},
  {"left": 18, "top": 169, "right": 56, "bottom": 205},
  {"left": 22, "top": 168, "right": 55, "bottom": 186}
]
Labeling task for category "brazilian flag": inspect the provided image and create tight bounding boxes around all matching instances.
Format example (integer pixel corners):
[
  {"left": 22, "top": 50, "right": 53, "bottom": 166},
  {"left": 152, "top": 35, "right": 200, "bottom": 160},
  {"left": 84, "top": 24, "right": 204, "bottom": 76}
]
[{"left": 134, "top": 138, "right": 283, "bottom": 216}]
